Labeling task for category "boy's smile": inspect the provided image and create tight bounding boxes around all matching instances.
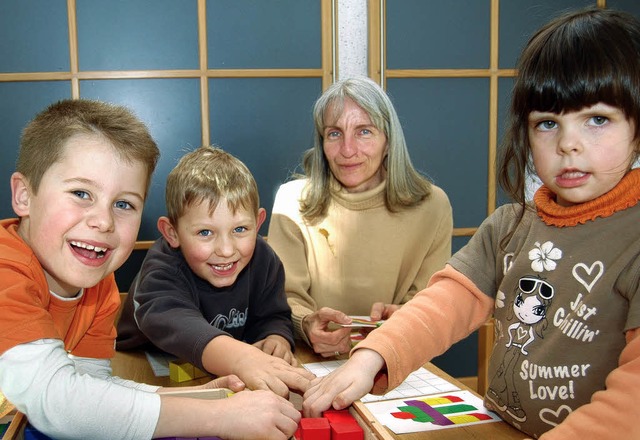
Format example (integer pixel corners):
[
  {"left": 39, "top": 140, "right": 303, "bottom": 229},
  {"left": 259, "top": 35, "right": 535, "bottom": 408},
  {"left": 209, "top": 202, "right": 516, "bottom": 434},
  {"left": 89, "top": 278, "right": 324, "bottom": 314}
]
[
  {"left": 160, "top": 200, "right": 266, "bottom": 288},
  {"left": 12, "top": 134, "right": 147, "bottom": 297}
]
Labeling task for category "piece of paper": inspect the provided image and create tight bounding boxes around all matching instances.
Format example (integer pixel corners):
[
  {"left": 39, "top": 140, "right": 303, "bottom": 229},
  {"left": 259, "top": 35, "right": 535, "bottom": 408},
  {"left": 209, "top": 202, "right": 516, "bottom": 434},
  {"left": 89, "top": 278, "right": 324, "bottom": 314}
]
[
  {"left": 144, "top": 350, "right": 177, "bottom": 377},
  {"left": 364, "top": 390, "right": 500, "bottom": 434},
  {"left": 340, "top": 315, "right": 384, "bottom": 328},
  {"left": 302, "top": 359, "right": 460, "bottom": 403}
]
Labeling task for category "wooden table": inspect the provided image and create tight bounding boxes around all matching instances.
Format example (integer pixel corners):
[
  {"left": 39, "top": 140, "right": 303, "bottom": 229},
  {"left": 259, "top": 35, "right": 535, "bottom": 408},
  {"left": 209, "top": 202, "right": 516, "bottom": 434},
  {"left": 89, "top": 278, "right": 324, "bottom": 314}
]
[{"left": 111, "top": 344, "right": 524, "bottom": 440}]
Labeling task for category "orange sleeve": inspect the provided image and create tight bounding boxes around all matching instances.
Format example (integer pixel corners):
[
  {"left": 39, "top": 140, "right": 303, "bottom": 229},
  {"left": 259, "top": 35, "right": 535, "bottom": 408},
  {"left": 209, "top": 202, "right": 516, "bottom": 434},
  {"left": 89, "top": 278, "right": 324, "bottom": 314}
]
[
  {"left": 539, "top": 327, "right": 640, "bottom": 439},
  {"left": 70, "top": 275, "right": 121, "bottom": 359},
  {"left": 0, "top": 264, "right": 58, "bottom": 355},
  {"left": 353, "top": 264, "right": 494, "bottom": 390}
]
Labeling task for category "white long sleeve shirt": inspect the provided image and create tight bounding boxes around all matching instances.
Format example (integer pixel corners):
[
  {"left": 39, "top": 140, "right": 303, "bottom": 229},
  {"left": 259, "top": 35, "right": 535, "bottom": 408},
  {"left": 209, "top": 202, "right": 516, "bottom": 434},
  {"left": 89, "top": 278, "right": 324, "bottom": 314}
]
[{"left": 0, "top": 339, "right": 160, "bottom": 439}]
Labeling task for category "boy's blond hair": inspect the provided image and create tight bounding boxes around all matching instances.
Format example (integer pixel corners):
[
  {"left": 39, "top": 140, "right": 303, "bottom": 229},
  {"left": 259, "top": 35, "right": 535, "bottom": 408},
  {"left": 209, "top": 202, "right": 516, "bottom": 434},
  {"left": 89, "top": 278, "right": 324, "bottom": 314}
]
[
  {"left": 165, "top": 145, "right": 260, "bottom": 225},
  {"left": 18, "top": 99, "right": 160, "bottom": 197}
]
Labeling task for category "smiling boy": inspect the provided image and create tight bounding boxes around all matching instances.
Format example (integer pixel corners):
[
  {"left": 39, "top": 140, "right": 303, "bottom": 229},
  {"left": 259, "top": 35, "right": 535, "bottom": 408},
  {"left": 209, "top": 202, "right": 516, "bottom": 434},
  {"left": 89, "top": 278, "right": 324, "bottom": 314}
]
[
  {"left": 117, "top": 145, "right": 314, "bottom": 397},
  {"left": 0, "top": 101, "right": 302, "bottom": 440}
]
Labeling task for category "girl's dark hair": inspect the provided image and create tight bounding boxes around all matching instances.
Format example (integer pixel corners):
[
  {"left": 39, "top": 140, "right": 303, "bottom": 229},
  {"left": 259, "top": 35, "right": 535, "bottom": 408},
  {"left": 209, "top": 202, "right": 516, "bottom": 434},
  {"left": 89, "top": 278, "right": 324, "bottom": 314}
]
[{"left": 499, "top": 7, "right": 640, "bottom": 208}]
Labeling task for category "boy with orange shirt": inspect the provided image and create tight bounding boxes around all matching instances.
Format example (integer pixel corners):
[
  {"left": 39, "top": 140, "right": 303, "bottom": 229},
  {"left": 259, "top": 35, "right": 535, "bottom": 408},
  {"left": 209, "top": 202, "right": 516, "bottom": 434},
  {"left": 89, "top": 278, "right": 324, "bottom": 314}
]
[{"left": 0, "top": 100, "right": 301, "bottom": 439}]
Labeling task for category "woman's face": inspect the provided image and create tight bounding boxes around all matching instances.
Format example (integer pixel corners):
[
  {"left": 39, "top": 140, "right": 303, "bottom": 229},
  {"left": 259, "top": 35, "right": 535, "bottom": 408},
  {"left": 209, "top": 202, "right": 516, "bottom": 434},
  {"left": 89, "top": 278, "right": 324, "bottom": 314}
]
[{"left": 322, "top": 98, "right": 388, "bottom": 193}]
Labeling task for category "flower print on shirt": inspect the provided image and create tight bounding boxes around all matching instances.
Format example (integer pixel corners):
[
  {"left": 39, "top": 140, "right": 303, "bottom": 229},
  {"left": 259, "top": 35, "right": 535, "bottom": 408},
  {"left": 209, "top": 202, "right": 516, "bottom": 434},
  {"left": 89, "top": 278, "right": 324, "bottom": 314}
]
[{"left": 529, "top": 241, "right": 562, "bottom": 272}]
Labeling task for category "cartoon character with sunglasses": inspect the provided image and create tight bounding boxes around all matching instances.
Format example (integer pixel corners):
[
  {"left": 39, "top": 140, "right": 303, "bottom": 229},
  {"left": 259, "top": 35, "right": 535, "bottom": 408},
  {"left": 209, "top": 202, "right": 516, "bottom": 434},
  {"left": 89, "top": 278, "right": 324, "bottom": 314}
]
[{"left": 487, "top": 276, "right": 555, "bottom": 422}]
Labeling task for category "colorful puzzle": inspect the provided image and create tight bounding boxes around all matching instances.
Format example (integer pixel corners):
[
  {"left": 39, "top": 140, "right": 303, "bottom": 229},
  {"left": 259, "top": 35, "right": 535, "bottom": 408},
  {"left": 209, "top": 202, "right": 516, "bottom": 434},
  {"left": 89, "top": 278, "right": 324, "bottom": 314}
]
[
  {"left": 363, "top": 390, "right": 500, "bottom": 434},
  {"left": 302, "top": 359, "right": 460, "bottom": 402}
]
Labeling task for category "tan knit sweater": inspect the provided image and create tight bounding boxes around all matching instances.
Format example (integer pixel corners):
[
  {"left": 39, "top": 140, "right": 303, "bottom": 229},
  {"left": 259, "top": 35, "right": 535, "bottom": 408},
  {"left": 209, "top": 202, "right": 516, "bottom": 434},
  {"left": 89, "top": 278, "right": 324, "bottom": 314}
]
[{"left": 267, "top": 178, "right": 453, "bottom": 342}]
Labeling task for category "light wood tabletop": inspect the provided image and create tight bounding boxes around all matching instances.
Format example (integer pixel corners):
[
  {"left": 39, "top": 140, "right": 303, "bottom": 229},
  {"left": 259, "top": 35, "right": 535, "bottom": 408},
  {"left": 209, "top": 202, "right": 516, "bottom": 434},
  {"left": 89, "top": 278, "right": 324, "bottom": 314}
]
[{"left": 111, "top": 343, "right": 524, "bottom": 440}]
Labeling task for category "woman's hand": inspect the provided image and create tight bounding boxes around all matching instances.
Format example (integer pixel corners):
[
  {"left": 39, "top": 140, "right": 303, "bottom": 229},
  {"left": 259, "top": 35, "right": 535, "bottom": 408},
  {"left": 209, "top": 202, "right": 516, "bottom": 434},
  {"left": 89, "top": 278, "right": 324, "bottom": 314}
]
[
  {"left": 369, "top": 302, "right": 400, "bottom": 320},
  {"left": 302, "top": 307, "right": 353, "bottom": 357}
]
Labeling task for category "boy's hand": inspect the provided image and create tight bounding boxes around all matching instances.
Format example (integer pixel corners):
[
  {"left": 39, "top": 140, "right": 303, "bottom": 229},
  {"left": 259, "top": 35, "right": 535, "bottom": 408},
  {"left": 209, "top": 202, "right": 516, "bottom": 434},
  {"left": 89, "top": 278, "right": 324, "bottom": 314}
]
[
  {"left": 215, "top": 390, "right": 301, "bottom": 439},
  {"left": 302, "top": 348, "right": 385, "bottom": 417},
  {"left": 156, "top": 388, "right": 301, "bottom": 439},
  {"left": 302, "top": 307, "right": 353, "bottom": 357},
  {"left": 253, "top": 334, "right": 298, "bottom": 366},
  {"left": 202, "top": 336, "right": 315, "bottom": 398},
  {"left": 233, "top": 348, "right": 315, "bottom": 397}
]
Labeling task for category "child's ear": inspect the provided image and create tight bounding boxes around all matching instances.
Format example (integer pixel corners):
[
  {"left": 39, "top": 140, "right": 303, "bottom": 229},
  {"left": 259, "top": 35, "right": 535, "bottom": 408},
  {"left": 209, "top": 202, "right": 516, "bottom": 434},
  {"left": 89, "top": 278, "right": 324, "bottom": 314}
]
[
  {"left": 10, "top": 172, "right": 31, "bottom": 217},
  {"left": 256, "top": 208, "right": 267, "bottom": 231},
  {"left": 157, "top": 216, "right": 180, "bottom": 248}
]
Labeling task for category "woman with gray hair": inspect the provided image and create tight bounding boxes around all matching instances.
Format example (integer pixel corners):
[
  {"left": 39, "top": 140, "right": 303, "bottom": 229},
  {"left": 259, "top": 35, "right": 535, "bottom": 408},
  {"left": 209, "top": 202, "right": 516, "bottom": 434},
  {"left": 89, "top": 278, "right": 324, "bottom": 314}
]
[{"left": 268, "top": 76, "right": 453, "bottom": 357}]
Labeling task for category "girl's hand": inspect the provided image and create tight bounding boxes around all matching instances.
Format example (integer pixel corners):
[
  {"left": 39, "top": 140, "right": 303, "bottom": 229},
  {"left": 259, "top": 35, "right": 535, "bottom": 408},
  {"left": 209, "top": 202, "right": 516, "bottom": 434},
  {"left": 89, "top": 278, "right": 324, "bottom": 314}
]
[{"left": 302, "top": 348, "right": 385, "bottom": 417}]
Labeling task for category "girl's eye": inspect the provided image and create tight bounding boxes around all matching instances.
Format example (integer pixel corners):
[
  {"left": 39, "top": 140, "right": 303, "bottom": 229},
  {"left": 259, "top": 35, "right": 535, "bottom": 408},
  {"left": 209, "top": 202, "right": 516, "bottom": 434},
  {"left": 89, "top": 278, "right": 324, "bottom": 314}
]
[
  {"left": 114, "top": 200, "right": 134, "bottom": 210},
  {"left": 198, "top": 230, "right": 212, "bottom": 237},
  {"left": 590, "top": 116, "right": 608, "bottom": 126},
  {"left": 537, "top": 120, "right": 557, "bottom": 131},
  {"left": 234, "top": 226, "right": 248, "bottom": 233},
  {"left": 73, "top": 190, "right": 90, "bottom": 199}
]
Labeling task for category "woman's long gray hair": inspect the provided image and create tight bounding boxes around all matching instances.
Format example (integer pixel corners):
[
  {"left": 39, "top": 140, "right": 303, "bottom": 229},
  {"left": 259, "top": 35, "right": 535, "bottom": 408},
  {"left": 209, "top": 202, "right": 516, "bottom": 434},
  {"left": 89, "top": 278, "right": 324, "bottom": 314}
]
[{"left": 299, "top": 76, "right": 432, "bottom": 222}]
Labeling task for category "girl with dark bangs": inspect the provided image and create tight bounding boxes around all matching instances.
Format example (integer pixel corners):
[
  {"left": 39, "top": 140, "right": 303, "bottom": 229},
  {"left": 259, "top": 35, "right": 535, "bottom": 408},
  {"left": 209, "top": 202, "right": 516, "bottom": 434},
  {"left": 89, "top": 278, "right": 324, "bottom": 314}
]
[{"left": 303, "top": 7, "right": 640, "bottom": 439}]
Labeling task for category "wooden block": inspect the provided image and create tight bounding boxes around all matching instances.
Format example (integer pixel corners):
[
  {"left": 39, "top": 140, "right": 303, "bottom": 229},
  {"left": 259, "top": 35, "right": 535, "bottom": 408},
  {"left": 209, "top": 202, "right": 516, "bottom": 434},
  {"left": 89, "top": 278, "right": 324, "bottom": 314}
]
[
  {"left": 161, "top": 388, "right": 232, "bottom": 400},
  {"left": 169, "top": 359, "right": 208, "bottom": 383},
  {"left": 323, "top": 409, "right": 358, "bottom": 425},
  {"left": 192, "top": 365, "right": 208, "bottom": 379},
  {"left": 169, "top": 359, "right": 195, "bottom": 382},
  {"left": 300, "top": 417, "right": 330, "bottom": 440},
  {"left": 330, "top": 422, "right": 364, "bottom": 440}
]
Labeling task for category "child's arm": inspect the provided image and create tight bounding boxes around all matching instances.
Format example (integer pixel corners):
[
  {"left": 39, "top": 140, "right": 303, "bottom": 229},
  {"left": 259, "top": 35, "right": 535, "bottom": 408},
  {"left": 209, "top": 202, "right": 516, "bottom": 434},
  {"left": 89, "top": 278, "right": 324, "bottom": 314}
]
[
  {"left": 154, "top": 388, "right": 300, "bottom": 439},
  {"left": 243, "top": 241, "right": 298, "bottom": 362},
  {"left": 303, "top": 265, "right": 494, "bottom": 417},
  {"left": 0, "top": 339, "right": 160, "bottom": 439},
  {"left": 1, "top": 339, "right": 301, "bottom": 440},
  {"left": 538, "top": 328, "right": 640, "bottom": 440}
]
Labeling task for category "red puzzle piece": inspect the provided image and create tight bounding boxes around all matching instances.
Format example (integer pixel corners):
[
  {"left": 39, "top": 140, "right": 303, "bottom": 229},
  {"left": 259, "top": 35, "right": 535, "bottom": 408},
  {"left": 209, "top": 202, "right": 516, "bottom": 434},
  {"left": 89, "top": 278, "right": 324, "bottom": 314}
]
[
  {"left": 330, "top": 422, "right": 364, "bottom": 440},
  {"left": 300, "top": 417, "right": 330, "bottom": 440},
  {"left": 322, "top": 409, "right": 358, "bottom": 425}
]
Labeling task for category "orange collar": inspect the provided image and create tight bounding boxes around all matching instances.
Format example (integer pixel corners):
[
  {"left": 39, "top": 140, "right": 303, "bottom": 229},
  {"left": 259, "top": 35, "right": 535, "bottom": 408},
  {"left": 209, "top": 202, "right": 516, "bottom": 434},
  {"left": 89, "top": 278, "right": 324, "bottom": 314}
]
[{"left": 534, "top": 168, "right": 640, "bottom": 227}]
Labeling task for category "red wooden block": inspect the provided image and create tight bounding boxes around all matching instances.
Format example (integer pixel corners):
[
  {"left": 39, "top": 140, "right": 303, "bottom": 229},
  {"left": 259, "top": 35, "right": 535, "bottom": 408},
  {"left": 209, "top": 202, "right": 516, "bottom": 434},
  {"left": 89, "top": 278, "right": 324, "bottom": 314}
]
[
  {"left": 330, "top": 422, "right": 364, "bottom": 440},
  {"left": 300, "top": 417, "right": 330, "bottom": 440},
  {"left": 322, "top": 409, "right": 358, "bottom": 425}
]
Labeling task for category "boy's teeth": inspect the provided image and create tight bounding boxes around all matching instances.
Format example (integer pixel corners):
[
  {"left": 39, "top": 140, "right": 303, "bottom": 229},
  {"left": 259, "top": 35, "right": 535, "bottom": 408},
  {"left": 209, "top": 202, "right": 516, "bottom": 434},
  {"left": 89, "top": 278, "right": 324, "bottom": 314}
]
[
  {"left": 70, "top": 241, "right": 107, "bottom": 253},
  {"left": 213, "top": 263, "right": 233, "bottom": 270}
]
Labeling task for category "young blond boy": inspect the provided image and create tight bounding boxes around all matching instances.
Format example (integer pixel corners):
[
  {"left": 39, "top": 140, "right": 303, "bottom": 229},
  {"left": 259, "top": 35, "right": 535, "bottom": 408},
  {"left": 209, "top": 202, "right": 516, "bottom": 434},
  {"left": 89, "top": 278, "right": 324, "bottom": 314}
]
[
  {"left": 0, "top": 100, "right": 301, "bottom": 439},
  {"left": 117, "top": 145, "right": 314, "bottom": 397}
]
